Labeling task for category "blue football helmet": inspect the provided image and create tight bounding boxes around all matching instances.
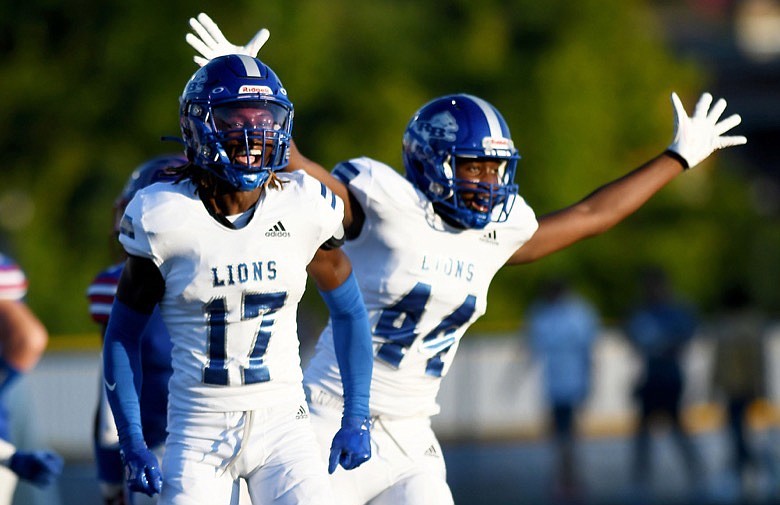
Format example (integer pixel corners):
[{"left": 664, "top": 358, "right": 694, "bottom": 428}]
[
  {"left": 402, "top": 94, "right": 520, "bottom": 229},
  {"left": 113, "top": 154, "right": 187, "bottom": 234},
  {"left": 179, "top": 54, "right": 293, "bottom": 191}
]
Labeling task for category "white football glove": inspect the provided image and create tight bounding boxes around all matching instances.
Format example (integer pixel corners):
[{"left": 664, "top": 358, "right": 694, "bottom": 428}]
[
  {"left": 186, "top": 13, "right": 270, "bottom": 67},
  {"left": 667, "top": 92, "right": 747, "bottom": 169}
]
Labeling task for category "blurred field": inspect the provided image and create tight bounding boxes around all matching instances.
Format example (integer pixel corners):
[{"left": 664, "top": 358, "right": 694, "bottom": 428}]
[
  {"left": 15, "top": 421, "right": 780, "bottom": 505},
  {"left": 10, "top": 329, "right": 780, "bottom": 505}
]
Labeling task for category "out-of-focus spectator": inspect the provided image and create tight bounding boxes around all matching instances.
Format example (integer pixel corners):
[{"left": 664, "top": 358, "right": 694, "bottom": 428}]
[
  {"left": 528, "top": 278, "right": 599, "bottom": 503},
  {"left": 712, "top": 282, "right": 767, "bottom": 500},
  {"left": 625, "top": 266, "right": 703, "bottom": 494},
  {"left": 0, "top": 253, "right": 63, "bottom": 505}
]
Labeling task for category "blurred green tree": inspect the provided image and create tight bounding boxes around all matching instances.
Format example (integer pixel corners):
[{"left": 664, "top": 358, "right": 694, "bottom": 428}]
[{"left": 0, "top": 0, "right": 763, "bottom": 339}]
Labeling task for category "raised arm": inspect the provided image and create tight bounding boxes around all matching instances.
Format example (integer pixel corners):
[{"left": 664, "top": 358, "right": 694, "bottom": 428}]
[{"left": 508, "top": 92, "right": 746, "bottom": 265}]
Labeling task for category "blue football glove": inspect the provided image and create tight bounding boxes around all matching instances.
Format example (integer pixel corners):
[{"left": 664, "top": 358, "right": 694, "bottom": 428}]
[
  {"left": 9, "top": 450, "right": 64, "bottom": 487},
  {"left": 121, "top": 446, "right": 162, "bottom": 496},
  {"left": 328, "top": 416, "right": 371, "bottom": 474}
]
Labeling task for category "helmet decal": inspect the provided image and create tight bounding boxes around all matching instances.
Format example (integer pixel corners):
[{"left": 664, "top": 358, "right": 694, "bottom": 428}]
[
  {"left": 187, "top": 68, "right": 208, "bottom": 95},
  {"left": 238, "top": 85, "right": 273, "bottom": 95},
  {"left": 419, "top": 111, "right": 459, "bottom": 143}
]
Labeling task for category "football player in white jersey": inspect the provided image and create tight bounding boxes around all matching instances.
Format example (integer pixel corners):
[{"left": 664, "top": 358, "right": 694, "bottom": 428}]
[
  {"left": 186, "top": 15, "right": 747, "bottom": 505},
  {"left": 102, "top": 54, "right": 374, "bottom": 505},
  {"left": 0, "top": 253, "right": 63, "bottom": 504}
]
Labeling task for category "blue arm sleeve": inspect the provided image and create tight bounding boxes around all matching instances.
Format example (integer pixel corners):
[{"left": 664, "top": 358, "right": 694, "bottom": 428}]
[
  {"left": 318, "top": 272, "right": 373, "bottom": 419},
  {"left": 102, "top": 300, "right": 150, "bottom": 450},
  {"left": 93, "top": 381, "right": 124, "bottom": 485}
]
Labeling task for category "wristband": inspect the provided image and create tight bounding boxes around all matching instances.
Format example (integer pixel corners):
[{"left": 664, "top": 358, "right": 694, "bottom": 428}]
[{"left": 664, "top": 149, "right": 690, "bottom": 170}]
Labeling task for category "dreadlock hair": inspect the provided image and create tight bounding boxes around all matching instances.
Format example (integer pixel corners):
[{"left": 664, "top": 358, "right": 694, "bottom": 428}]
[
  {"left": 171, "top": 161, "right": 288, "bottom": 196},
  {"left": 172, "top": 161, "right": 226, "bottom": 198},
  {"left": 263, "top": 170, "right": 288, "bottom": 191}
]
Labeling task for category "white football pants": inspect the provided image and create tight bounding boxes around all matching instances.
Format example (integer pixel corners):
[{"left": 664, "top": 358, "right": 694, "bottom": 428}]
[
  {"left": 159, "top": 402, "right": 333, "bottom": 505},
  {"left": 307, "top": 387, "right": 453, "bottom": 505}
]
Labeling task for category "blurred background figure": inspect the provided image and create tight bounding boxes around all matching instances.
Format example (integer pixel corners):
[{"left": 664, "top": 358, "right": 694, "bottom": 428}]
[
  {"left": 86, "top": 155, "right": 182, "bottom": 505},
  {"left": 527, "top": 278, "right": 599, "bottom": 504},
  {"left": 711, "top": 281, "right": 768, "bottom": 503},
  {"left": 625, "top": 265, "right": 703, "bottom": 499},
  {"left": 0, "top": 252, "right": 63, "bottom": 505}
]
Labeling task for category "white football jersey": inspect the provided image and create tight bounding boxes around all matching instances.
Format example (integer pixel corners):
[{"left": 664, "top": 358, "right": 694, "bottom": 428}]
[
  {"left": 119, "top": 172, "right": 343, "bottom": 413},
  {"left": 304, "top": 158, "right": 538, "bottom": 417}
]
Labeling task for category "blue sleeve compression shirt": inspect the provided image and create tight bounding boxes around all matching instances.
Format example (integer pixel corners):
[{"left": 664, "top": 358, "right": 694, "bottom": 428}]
[
  {"left": 102, "top": 300, "right": 151, "bottom": 451},
  {"left": 318, "top": 272, "right": 373, "bottom": 419}
]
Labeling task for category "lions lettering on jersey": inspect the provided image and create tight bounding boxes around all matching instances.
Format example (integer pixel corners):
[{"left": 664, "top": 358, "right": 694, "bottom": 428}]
[
  {"left": 211, "top": 261, "right": 278, "bottom": 286},
  {"left": 420, "top": 254, "right": 475, "bottom": 282}
]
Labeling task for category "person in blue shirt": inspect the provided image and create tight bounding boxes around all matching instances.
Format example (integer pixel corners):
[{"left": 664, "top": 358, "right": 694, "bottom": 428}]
[
  {"left": 625, "top": 266, "right": 702, "bottom": 493},
  {"left": 527, "top": 278, "right": 599, "bottom": 502}
]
